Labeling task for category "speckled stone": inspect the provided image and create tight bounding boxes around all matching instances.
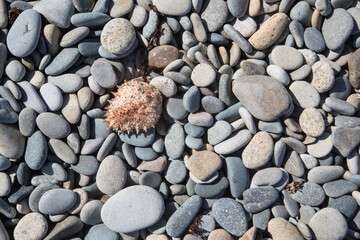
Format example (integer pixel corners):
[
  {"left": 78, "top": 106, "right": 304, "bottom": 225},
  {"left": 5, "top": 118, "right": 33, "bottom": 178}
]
[
  {"left": 243, "top": 186, "right": 279, "bottom": 213},
  {"left": 311, "top": 61, "right": 335, "bottom": 93},
  {"left": 242, "top": 131, "right": 273, "bottom": 169},
  {"left": 268, "top": 218, "right": 304, "bottom": 240},
  {"left": 272, "top": 46, "right": 304, "bottom": 71}
]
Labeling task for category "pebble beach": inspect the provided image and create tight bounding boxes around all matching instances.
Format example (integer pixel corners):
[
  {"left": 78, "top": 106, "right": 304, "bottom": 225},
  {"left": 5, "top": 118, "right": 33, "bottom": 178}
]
[{"left": 0, "top": 0, "right": 360, "bottom": 239}]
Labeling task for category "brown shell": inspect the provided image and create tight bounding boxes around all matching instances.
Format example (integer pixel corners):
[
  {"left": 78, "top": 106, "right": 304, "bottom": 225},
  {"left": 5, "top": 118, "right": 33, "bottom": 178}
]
[{"left": 104, "top": 80, "right": 162, "bottom": 133}]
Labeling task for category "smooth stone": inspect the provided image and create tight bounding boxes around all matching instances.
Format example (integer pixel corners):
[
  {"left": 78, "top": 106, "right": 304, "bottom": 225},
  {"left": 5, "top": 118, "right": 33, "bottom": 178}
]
[
  {"left": 150, "top": 76, "right": 177, "bottom": 98},
  {"left": 7, "top": 9, "right": 41, "bottom": 57},
  {"left": 323, "top": 179, "right": 358, "bottom": 198},
  {"left": 266, "top": 64, "right": 290, "bottom": 86},
  {"left": 39, "top": 83, "right": 63, "bottom": 111},
  {"left": 348, "top": 50, "right": 360, "bottom": 89},
  {"left": 329, "top": 76, "right": 351, "bottom": 100},
  {"left": 60, "top": 26, "right": 90, "bottom": 47},
  {"left": 290, "top": 64, "right": 312, "bottom": 80},
  {"left": 139, "top": 171, "right": 162, "bottom": 189},
  {"left": 108, "top": 0, "right": 133, "bottom": 17},
  {"left": 304, "top": 27, "right": 326, "bottom": 52},
  {"left": 5, "top": 58, "right": 26, "bottom": 81},
  {"left": 188, "top": 112, "right": 213, "bottom": 127},
  {"left": 223, "top": 24, "right": 252, "bottom": 53},
  {"left": 225, "top": 157, "right": 249, "bottom": 199},
  {"left": 183, "top": 86, "right": 200, "bottom": 113},
  {"left": 0, "top": 156, "right": 11, "bottom": 171},
  {"left": 0, "top": 86, "right": 20, "bottom": 112},
  {"left": 0, "top": 123, "right": 25, "bottom": 159},
  {"left": 166, "top": 195, "right": 202, "bottom": 237},
  {"left": 96, "top": 155, "right": 127, "bottom": 195},
  {"left": 184, "top": 123, "right": 205, "bottom": 138},
  {"left": 164, "top": 124, "right": 185, "bottom": 159},
  {"left": 0, "top": 99, "right": 17, "bottom": 124},
  {"left": 86, "top": 224, "right": 119, "bottom": 240},
  {"left": 326, "top": 97, "right": 356, "bottom": 115},
  {"left": 48, "top": 139, "right": 77, "bottom": 164},
  {"left": 102, "top": 185, "right": 165, "bottom": 233},
  {"left": 71, "top": 155, "right": 99, "bottom": 176},
  {"left": 258, "top": 120, "right": 283, "bottom": 134},
  {"left": 322, "top": 8, "right": 354, "bottom": 51},
  {"left": 0, "top": 172, "right": 10, "bottom": 197},
  {"left": 36, "top": 112, "right": 71, "bottom": 139},
  {"left": 207, "top": 120, "right": 232, "bottom": 145},
  {"left": 148, "top": 45, "right": 179, "bottom": 69},
  {"left": 289, "top": 81, "right": 320, "bottom": 108},
  {"left": 164, "top": 72, "right": 190, "bottom": 85},
  {"left": 91, "top": 59, "right": 117, "bottom": 89},
  {"left": 100, "top": 18, "right": 136, "bottom": 55},
  {"left": 119, "top": 128, "right": 155, "bottom": 147},
  {"left": 201, "top": 96, "right": 224, "bottom": 114},
  {"left": 233, "top": 15, "right": 257, "bottom": 37},
  {"left": 290, "top": 1, "right": 312, "bottom": 26},
  {"left": 24, "top": 130, "right": 47, "bottom": 170},
  {"left": 289, "top": 20, "right": 304, "bottom": 48},
  {"left": 214, "top": 129, "right": 252, "bottom": 155},
  {"left": 39, "top": 189, "right": 76, "bottom": 215},
  {"left": 153, "top": 0, "right": 191, "bottom": 16},
  {"left": 309, "top": 208, "right": 348, "bottom": 240},
  {"left": 311, "top": 60, "right": 335, "bottom": 93},
  {"left": 242, "top": 131, "right": 273, "bottom": 169},
  {"left": 17, "top": 81, "right": 47, "bottom": 113},
  {"left": 33, "top": 0, "right": 74, "bottom": 28},
  {"left": 232, "top": 75, "right": 292, "bottom": 121},
  {"left": 14, "top": 213, "right": 48, "bottom": 240},
  {"left": 208, "top": 229, "right": 232, "bottom": 240},
  {"left": 240, "top": 60, "right": 265, "bottom": 75},
  {"left": 129, "top": 5, "right": 147, "bottom": 28},
  {"left": 308, "top": 165, "right": 344, "bottom": 184},
  {"left": 135, "top": 147, "right": 158, "bottom": 161},
  {"left": 185, "top": 135, "right": 203, "bottom": 150},
  {"left": 166, "top": 98, "right": 187, "bottom": 120},
  {"left": 299, "top": 108, "right": 325, "bottom": 137},
  {"left": 243, "top": 186, "right": 279, "bottom": 213},
  {"left": 45, "top": 48, "right": 80, "bottom": 75},
  {"left": 43, "top": 216, "right": 83, "bottom": 240},
  {"left": 332, "top": 127, "right": 360, "bottom": 157},
  {"left": 194, "top": 174, "right": 229, "bottom": 198},
  {"left": 201, "top": 0, "right": 228, "bottom": 32},
  {"left": 212, "top": 198, "right": 248, "bottom": 236},
  {"left": 252, "top": 167, "right": 284, "bottom": 187},
  {"left": 248, "top": 13, "right": 289, "bottom": 50},
  {"left": 28, "top": 183, "right": 60, "bottom": 212},
  {"left": 80, "top": 200, "right": 103, "bottom": 225},
  {"left": 291, "top": 182, "right": 325, "bottom": 206},
  {"left": 335, "top": 116, "right": 360, "bottom": 128},
  {"left": 164, "top": 160, "right": 187, "bottom": 184},
  {"left": 272, "top": 46, "right": 303, "bottom": 70},
  {"left": 268, "top": 218, "right": 304, "bottom": 240},
  {"left": 328, "top": 195, "right": 358, "bottom": 220},
  {"left": 47, "top": 74, "right": 83, "bottom": 93},
  {"left": 191, "top": 63, "right": 216, "bottom": 87},
  {"left": 70, "top": 12, "right": 111, "bottom": 28}
]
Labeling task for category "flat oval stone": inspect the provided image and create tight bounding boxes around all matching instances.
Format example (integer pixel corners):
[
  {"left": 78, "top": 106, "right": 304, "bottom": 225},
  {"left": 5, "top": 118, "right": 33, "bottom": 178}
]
[
  {"left": 0, "top": 172, "right": 10, "bottom": 197},
  {"left": 0, "top": 123, "right": 26, "bottom": 159},
  {"left": 28, "top": 183, "right": 60, "bottom": 212},
  {"left": 17, "top": 81, "right": 47, "bottom": 114},
  {"left": 304, "top": 27, "right": 326, "bottom": 53},
  {"left": 101, "top": 18, "right": 136, "bottom": 55},
  {"left": 48, "top": 139, "right": 77, "bottom": 164},
  {"left": 232, "top": 75, "right": 292, "bottom": 121},
  {"left": 36, "top": 112, "right": 71, "bottom": 139},
  {"left": 25, "top": 130, "right": 47, "bottom": 170},
  {"left": 164, "top": 124, "right": 185, "bottom": 159},
  {"left": 328, "top": 195, "right": 358, "bottom": 220},
  {"left": 150, "top": 76, "right": 177, "bottom": 97},
  {"left": 45, "top": 48, "right": 81, "bottom": 76},
  {"left": 207, "top": 120, "right": 232, "bottom": 145},
  {"left": 96, "top": 155, "right": 127, "bottom": 195},
  {"left": 39, "top": 83, "right": 63, "bottom": 111},
  {"left": 268, "top": 218, "right": 304, "bottom": 240},
  {"left": 7, "top": 9, "right": 41, "bottom": 57},
  {"left": 71, "top": 12, "right": 111, "bottom": 28},
  {"left": 102, "top": 185, "right": 165, "bottom": 233},
  {"left": 212, "top": 198, "right": 248, "bottom": 236},
  {"left": 272, "top": 46, "right": 303, "bottom": 70},
  {"left": 323, "top": 179, "right": 358, "bottom": 198},
  {"left": 332, "top": 127, "right": 360, "bottom": 157},
  {"left": 291, "top": 182, "right": 325, "bottom": 206},
  {"left": 14, "top": 213, "right": 48, "bottom": 240},
  {"left": 242, "top": 131, "right": 273, "bottom": 169},
  {"left": 108, "top": 0, "right": 133, "bottom": 18},
  {"left": 152, "top": 0, "right": 191, "bottom": 16},
  {"left": 80, "top": 200, "right": 103, "bottom": 225},
  {"left": 191, "top": 63, "right": 216, "bottom": 87},
  {"left": 225, "top": 157, "right": 249, "bottom": 198},
  {"left": 60, "top": 26, "right": 90, "bottom": 47},
  {"left": 309, "top": 208, "right": 348, "bottom": 240},
  {"left": 308, "top": 166, "right": 344, "bottom": 184},
  {"left": 201, "top": 0, "right": 228, "bottom": 32},
  {"left": 48, "top": 74, "right": 83, "bottom": 93},
  {"left": 86, "top": 224, "right": 119, "bottom": 240},
  {"left": 252, "top": 167, "right": 284, "bottom": 187},
  {"left": 188, "top": 151, "right": 222, "bottom": 181},
  {"left": 71, "top": 155, "right": 99, "bottom": 176},
  {"left": 149, "top": 46, "right": 179, "bottom": 69},
  {"left": 311, "top": 61, "right": 335, "bottom": 93},
  {"left": 243, "top": 186, "right": 279, "bottom": 213},
  {"left": 39, "top": 189, "right": 76, "bottom": 215},
  {"left": 166, "top": 195, "right": 202, "bottom": 237},
  {"left": 214, "top": 129, "right": 252, "bottom": 155},
  {"left": 91, "top": 59, "right": 117, "bottom": 89},
  {"left": 249, "top": 13, "right": 288, "bottom": 50},
  {"left": 299, "top": 108, "right": 325, "bottom": 137},
  {"left": 349, "top": 51, "right": 360, "bottom": 89},
  {"left": 289, "top": 81, "right": 320, "bottom": 108},
  {"left": 322, "top": 8, "right": 354, "bottom": 51}
]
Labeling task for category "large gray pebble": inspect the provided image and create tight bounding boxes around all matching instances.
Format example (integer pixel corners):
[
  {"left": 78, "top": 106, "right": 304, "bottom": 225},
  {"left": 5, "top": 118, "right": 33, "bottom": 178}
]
[{"left": 36, "top": 112, "right": 71, "bottom": 139}]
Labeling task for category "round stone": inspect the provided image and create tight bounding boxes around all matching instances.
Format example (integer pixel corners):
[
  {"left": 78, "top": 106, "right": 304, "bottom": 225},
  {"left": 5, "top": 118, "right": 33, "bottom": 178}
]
[
  {"left": 7, "top": 9, "right": 41, "bottom": 57},
  {"left": 80, "top": 200, "right": 103, "bottom": 225},
  {"left": 191, "top": 64, "right": 216, "bottom": 87},
  {"left": 39, "top": 189, "right": 77, "bottom": 215},
  {"left": 14, "top": 213, "right": 48, "bottom": 240},
  {"left": 91, "top": 59, "right": 118, "bottom": 89},
  {"left": 309, "top": 208, "right": 348, "bottom": 240},
  {"left": 101, "top": 185, "right": 165, "bottom": 233},
  {"left": 39, "top": 83, "right": 63, "bottom": 111},
  {"left": 304, "top": 27, "right": 326, "bottom": 53},
  {"left": 152, "top": 0, "right": 191, "bottom": 16},
  {"left": 289, "top": 81, "right": 320, "bottom": 108},
  {"left": 200, "top": 0, "right": 228, "bottom": 32},
  {"left": 291, "top": 182, "right": 325, "bottom": 206},
  {"left": 243, "top": 186, "right": 279, "bottom": 213},
  {"left": 299, "top": 108, "right": 325, "bottom": 137},
  {"left": 0, "top": 123, "right": 26, "bottom": 159},
  {"left": 150, "top": 76, "right": 177, "bottom": 98},
  {"left": 101, "top": 18, "right": 136, "bottom": 55},
  {"left": 86, "top": 224, "right": 119, "bottom": 240},
  {"left": 307, "top": 132, "right": 333, "bottom": 158},
  {"left": 268, "top": 218, "right": 304, "bottom": 240},
  {"left": 148, "top": 45, "right": 179, "bottom": 69},
  {"left": 96, "top": 155, "right": 127, "bottom": 195},
  {"left": 311, "top": 61, "right": 335, "bottom": 93},
  {"left": 272, "top": 46, "right": 304, "bottom": 71},
  {"left": 36, "top": 112, "right": 71, "bottom": 139},
  {"left": 188, "top": 151, "right": 222, "bottom": 181},
  {"left": 242, "top": 131, "right": 274, "bottom": 169}
]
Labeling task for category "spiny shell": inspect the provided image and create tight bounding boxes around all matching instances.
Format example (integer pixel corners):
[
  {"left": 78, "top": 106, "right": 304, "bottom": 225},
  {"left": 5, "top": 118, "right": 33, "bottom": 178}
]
[{"left": 104, "top": 80, "right": 162, "bottom": 133}]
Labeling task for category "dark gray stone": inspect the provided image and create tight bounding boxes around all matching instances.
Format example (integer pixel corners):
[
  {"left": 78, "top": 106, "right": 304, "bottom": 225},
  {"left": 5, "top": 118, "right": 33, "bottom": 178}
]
[{"left": 243, "top": 186, "right": 279, "bottom": 213}]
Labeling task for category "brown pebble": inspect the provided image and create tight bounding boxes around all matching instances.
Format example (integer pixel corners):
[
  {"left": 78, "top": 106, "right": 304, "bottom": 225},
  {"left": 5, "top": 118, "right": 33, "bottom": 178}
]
[
  {"left": 240, "top": 60, "right": 265, "bottom": 75},
  {"left": 43, "top": 24, "right": 62, "bottom": 57},
  {"left": 348, "top": 50, "right": 360, "bottom": 89},
  {"left": 148, "top": 45, "right": 179, "bottom": 69},
  {"left": 346, "top": 93, "right": 360, "bottom": 111},
  {"left": 208, "top": 229, "right": 233, "bottom": 240}
]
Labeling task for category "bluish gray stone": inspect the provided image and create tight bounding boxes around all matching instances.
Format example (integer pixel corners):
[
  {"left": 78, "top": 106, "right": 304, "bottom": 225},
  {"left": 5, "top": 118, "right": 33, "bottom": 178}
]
[
  {"left": 258, "top": 120, "right": 283, "bottom": 134},
  {"left": 304, "top": 27, "right": 326, "bottom": 52},
  {"left": 243, "top": 186, "right": 279, "bottom": 213},
  {"left": 5, "top": 58, "right": 26, "bottom": 81},
  {"left": 0, "top": 86, "right": 20, "bottom": 112},
  {"left": 195, "top": 175, "right": 229, "bottom": 198},
  {"left": 34, "top": 0, "right": 74, "bottom": 28},
  {"left": 86, "top": 224, "right": 119, "bottom": 240},
  {"left": 223, "top": 24, "right": 252, "bottom": 53},
  {"left": 142, "top": 10, "right": 157, "bottom": 38},
  {"left": 184, "top": 123, "right": 205, "bottom": 138},
  {"left": 323, "top": 179, "right": 358, "bottom": 198},
  {"left": 24, "top": 130, "right": 47, "bottom": 170},
  {"left": 253, "top": 209, "right": 271, "bottom": 231},
  {"left": 78, "top": 38, "right": 101, "bottom": 57},
  {"left": 201, "top": 0, "right": 228, "bottom": 32},
  {"left": 307, "top": 166, "right": 344, "bottom": 184},
  {"left": 47, "top": 74, "right": 83, "bottom": 93},
  {"left": 166, "top": 195, "right": 202, "bottom": 237},
  {"left": 332, "top": 127, "right": 360, "bottom": 157},
  {"left": 164, "top": 160, "right": 187, "bottom": 184},
  {"left": 39, "top": 189, "right": 76, "bottom": 215},
  {"left": 335, "top": 116, "right": 360, "bottom": 128},
  {"left": 328, "top": 195, "right": 358, "bottom": 221},
  {"left": 183, "top": 86, "right": 200, "bottom": 113},
  {"left": 164, "top": 124, "right": 185, "bottom": 159},
  {"left": 207, "top": 120, "right": 232, "bottom": 145},
  {"left": 0, "top": 98, "right": 17, "bottom": 124},
  {"left": 45, "top": 48, "right": 81, "bottom": 75},
  {"left": 36, "top": 112, "right": 71, "bottom": 139},
  {"left": 225, "top": 157, "right": 249, "bottom": 198},
  {"left": 0, "top": 155, "right": 11, "bottom": 171},
  {"left": 80, "top": 200, "right": 103, "bottom": 225},
  {"left": 41, "top": 162, "right": 67, "bottom": 181},
  {"left": 135, "top": 147, "right": 158, "bottom": 161},
  {"left": 289, "top": 20, "right": 304, "bottom": 48},
  {"left": 139, "top": 171, "right": 162, "bottom": 189},
  {"left": 185, "top": 135, "right": 203, "bottom": 150},
  {"left": 329, "top": 76, "right": 352, "bottom": 100},
  {"left": 119, "top": 128, "right": 155, "bottom": 147},
  {"left": 16, "top": 162, "right": 31, "bottom": 185},
  {"left": 17, "top": 81, "right": 47, "bottom": 114},
  {"left": 201, "top": 96, "right": 224, "bottom": 114},
  {"left": 214, "top": 129, "right": 252, "bottom": 155},
  {"left": 289, "top": 1, "right": 312, "bottom": 27},
  {"left": 60, "top": 26, "right": 90, "bottom": 48},
  {"left": 322, "top": 8, "right": 354, "bottom": 50},
  {"left": 166, "top": 98, "right": 188, "bottom": 120},
  {"left": 71, "top": 12, "right": 111, "bottom": 28},
  {"left": 39, "top": 83, "right": 63, "bottom": 111},
  {"left": 96, "top": 132, "right": 117, "bottom": 161},
  {"left": 325, "top": 97, "right": 356, "bottom": 115},
  {"left": 291, "top": 181, "right": 325, "bottom": 206},
  {"left": 8, "top": 185, "right": 34, "bottom": 204},
  {"left": 212, "top": 198, "right": 248, "bottom": 236},
  {"left": 0, "top": 198, "right": 16, "bottom": 218},
  {"left": 7, "top": 9, "right": 41, "bottom": 57},
  {"left": 71, "top": 155, "right": 99, "bottom": 176},
  {"left": 227, "top": 0, "right": 248, "bottom": 18},
  {"left": 91, "top": 59, "right": 117, "bottom": 89}
]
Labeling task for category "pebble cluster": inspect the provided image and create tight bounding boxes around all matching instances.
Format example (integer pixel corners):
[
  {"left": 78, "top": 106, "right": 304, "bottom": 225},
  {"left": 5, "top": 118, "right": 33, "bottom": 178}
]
[{"left": 0, "top": 0, "right": 359, "bottom": 240}]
